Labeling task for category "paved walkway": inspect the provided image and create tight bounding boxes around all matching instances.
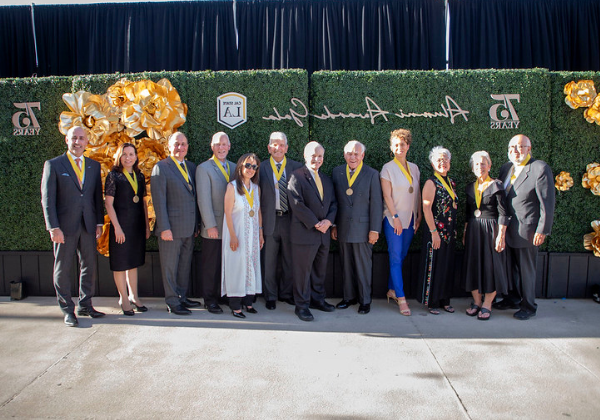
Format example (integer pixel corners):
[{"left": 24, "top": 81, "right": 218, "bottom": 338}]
[{"left": 0, "top": 296, "right": 599, "bottom": 419}]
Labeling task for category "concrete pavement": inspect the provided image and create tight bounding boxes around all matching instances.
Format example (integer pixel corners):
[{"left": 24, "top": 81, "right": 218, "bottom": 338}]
[{"left": 0, "top": 296, "right": 599, "bottom": 419}]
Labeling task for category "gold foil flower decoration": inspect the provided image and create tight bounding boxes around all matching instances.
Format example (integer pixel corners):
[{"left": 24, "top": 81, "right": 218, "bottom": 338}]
[
  {"left": 107, "top": 78, "right": 134, "bottom": 110},
  {"left": 59, "top": 91, "right": 118, "bottom": 147},
  {"left": 137, "top": 137, "right": 169, "bottom": 183},
  {"left": 122, "top": 79, "right": 187, "bottom": 140},
  {"left": 554, "top": 171, "right": 574, "bottom": 191},
  {"left": 583, "top": 94, "right": 600, "bottom": 125},
  {"left": 97, "top": 214, "right": 112, "bottom": 257},
  {"left": 582, "top": 163, "right": 600, "bottom": 196},
  {"left": 564, "top": 80, "right": 597, "bottom": 109},
  {"left": 583, "top": 220, "right": 600, "bottom": 257}
]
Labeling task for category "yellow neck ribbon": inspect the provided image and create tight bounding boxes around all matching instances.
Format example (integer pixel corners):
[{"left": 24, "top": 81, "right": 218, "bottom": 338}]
[
  {"left": 211, "top": 155, "right": 230, "bottom": 182},
  {"left": 270, "top": 156, "right": 287, "bottom": 181},
  {"left": 314, "top": 171, "right": 324, "bottom": 200},
  {"left": 123, "top": 170, "right": 139, "bottom": 195},
  {"left": 67, "top": 154, "right": 85, "bottom": 187},
  {"left": 170, "top": 156, "right": 190, "bottom": 183},
  {"left": 434, "top": 172, "right": 456, "bottom": 201},
  {"left": 346, "top": 161, "right": 363, "bottom": 188},
  {"left": 243, "top": 183, "right": 254, "bottom": 209},
  {"left": 394, "top": 158, "right": 412, "bottom": 186},
  {"left": 474, "top": 176, "right": 491, "bottom": 209},
  {"left": 511, "top": 154, "right": 531, "bottom": 184}
]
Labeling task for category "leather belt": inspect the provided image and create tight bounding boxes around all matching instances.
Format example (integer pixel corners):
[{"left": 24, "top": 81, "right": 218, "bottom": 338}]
[{"left": 276, "top": 210, "right": 288, "bottom": 216}]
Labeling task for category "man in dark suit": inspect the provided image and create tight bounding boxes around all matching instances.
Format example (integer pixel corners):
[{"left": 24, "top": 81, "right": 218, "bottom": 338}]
[
  {"left": 259, "top": 132, "right": 302, "bottom": 310},
  {"left": 288, "top": 141, "right": 337, "bottom": 321},
  {"left": 151, "top": 132, "right": 201, "bottom": 315},
  {"left": 41, "top": 126, "right": 105, "bottom": 327},
  {"left": 331, "top": 140, "right": 383, "bottom": 314},
  {"left": 196, "top": 132, "right": 236, "bottom": 314},
  {"left": 495, "top": 134, "right": 555, "bottom": 320}
]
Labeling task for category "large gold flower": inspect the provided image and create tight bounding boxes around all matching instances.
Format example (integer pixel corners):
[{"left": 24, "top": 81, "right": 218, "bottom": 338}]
[
  {"left": 97, "top": 214, "right": 112, "bottom": 257},
  {"left": 582, "top": 163, "right": 600, "bottom": 196},
  {"left": 583, "top": 220, "right": 600, "bottom": 257},
  {"left": 59, "top": 91, "right": 118, "bottom": 146},
  {"left": 554, "top": 171, "right": 574, "bottom": 191},
  {"left": 564, "top": 80, "right": 597, "bottom": 109},
  {"left": 107, "top": 78, "right": 134, "bottom": 110},
  {"left": 122, "top": 79, "right": 187, "bottom": 140},
  {"left": 583, "top": 94, "right": 600, "bottom": 125},
  {"left": 137, "top": 137, "right": 169, "bottom": 184}
]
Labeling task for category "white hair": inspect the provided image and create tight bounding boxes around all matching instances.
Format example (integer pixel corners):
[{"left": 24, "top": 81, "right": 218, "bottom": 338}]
[
  {"left": 304, "top": 141, "right": 324, "bottom": 161},
  {"left": 429, "top": 146, "right": 451, "bottom": 164},
  {"left": 469, "top": 151, "right": 491, "bottom": 172},
  {"left": 269, "top": 131, "right": 288, "bottom": 145},
  {"left": 211, "top": 131, "right": 229, "bottom": 145},
  {"left": 344, "top": 140, "right": 365, "bottom": 154}
]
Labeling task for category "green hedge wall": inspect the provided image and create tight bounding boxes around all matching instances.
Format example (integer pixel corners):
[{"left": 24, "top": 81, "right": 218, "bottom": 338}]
[{"left": 1, "top": 69, "right": 599, "bottom": 253}]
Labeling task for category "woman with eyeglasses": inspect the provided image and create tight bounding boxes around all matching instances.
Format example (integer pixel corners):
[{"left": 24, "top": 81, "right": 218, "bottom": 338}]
[
  {"left": 417, "top": 146, "right": 457, "bottom": 315},
  {"left": 221, "top": 153, "right": 264, "bottom": 318}
]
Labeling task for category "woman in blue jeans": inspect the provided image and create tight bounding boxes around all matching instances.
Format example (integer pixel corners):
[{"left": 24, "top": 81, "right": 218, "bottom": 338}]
[{"left": 380, "top": 129, "right": 422, "bottom": 316}]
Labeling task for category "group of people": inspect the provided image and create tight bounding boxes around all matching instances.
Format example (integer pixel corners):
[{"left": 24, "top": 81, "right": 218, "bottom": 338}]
[{"left": 41, "top": 126, "right": 554, "bottom": 327}]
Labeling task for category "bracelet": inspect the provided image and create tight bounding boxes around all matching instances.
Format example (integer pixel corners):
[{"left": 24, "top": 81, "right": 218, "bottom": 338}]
[{"left": 429, "top": 228, "right": 437, "bottom": 233}]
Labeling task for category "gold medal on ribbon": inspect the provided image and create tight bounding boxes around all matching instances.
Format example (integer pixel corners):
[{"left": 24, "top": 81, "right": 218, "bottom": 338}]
[
  {"left": 243, "top": 183, "right": 255, "bottom": 217},
  {"left": 249, "top": 210, "right": 255, "bottom": 217},
  {"left": 408, "top": 186, "right": 414, "bottom": 194},
  {"left": 394, "top": 158, "right": 413, "bottom": 193},
  {"left": 212, "top": 155, "right": 230, "bottom": 182},
  {"left": 67, "top": 154, "right": 85, "bottom": 187},
  {"left": 453, "top": 201, "right": 458, "bottom": 209},
  {"left": 270, "top": 156, "right": 287, "bottom": 186},
  {"left": 434, "top": 172, "right": 456, "bottom": 200},
  {"left": 474, "top": 209, "right": 481, "bottom": 217},
  {"left": 346, "top": 161, "right": 363, "bottom": 196},
  {"left": 474, "top": 176, "right": 491, "bottom": 218},
  {"left": 133, "top": 196, "right": 140, "bottom": 203},
  {"left": 346, "top": 188, "right": 353, "bottom": 196},
  {"left": 123, "top": 170, "right": 139, "bottom": 199}
]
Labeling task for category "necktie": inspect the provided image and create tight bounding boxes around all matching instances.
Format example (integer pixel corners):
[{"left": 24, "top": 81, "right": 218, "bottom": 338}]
[
  {"left": 277, "top": 164, "right": 288, "bottom": 212},
  {"left": 314, "top": 171, "right": 324, "bottom": 200},
  {"left": 75, "top": 158, "right": 82, "bottom": 187}
]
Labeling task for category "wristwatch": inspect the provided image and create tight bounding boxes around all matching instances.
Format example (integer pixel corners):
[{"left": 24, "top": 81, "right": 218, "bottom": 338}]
[{"left": 392, "top": 214, "right": 399, "bottom": 219}]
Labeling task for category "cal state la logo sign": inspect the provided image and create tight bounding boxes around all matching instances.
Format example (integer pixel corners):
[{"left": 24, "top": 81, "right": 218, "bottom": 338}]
[{"left": 217, "top": 92, "right": 247, "bottom": 128}]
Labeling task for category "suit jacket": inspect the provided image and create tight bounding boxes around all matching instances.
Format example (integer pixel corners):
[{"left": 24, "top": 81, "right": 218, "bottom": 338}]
[
  {"left": 151, "top": 157, "right": 198, "bottom": 239},
  {"left": 196, "top": 158, "right": 236, "bottom": 239},
  {"left": 332, "top": 163, "right": 383, "bottom": 243},
  {"left": 259, "top": 157, "right": 302, "bottom": 236},
  {"left": 41, "top": 153, "right": 103, "bottom": 235},
  {"left": 288, "top": 166, "right": 337, "bottom": 245},
  {"left": 498, "top": 158, "right": 555, "bottom": 248}
]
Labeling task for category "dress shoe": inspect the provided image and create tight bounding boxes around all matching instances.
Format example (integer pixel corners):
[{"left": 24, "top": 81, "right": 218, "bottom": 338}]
[
  {"left": 243, "top": 305, "right": 258, "bottom": 314},
  {"left": 295, "top": 307, "right": 314, "bottom": 322},
  {"left": 167, "top": 304, "right": 191, "bottom": 315},
  {"left": 64, "top": 313, "right": 78, "bottom": 327},
  {"left": 232, "top": 310, "right": 246, "bottom": 319},
  {"left": 492, "top": 299, "right": 519, "bottom": 310},
  {"left": 129, "top": 300, "right": 148, "bottom": 312},
  {"left": 181, "top": 298, "right": 201, "bottom": 308},
  {"left": 513, "top": 309, "right": 536, "bottom": 320},
  {"left": 77, "top": 307, "right": 105, "bottom": 318},
  {"left": 204, "top": 303, "right": 224, "bottom": 314},
  {"left": 265, "top": 300, "right": 276, "bottom": 310},
  {"left": 121, "top": 305, "right": 135, "bottom": 316},
  {"left": 358, "top": 304, "right": 370, "bottom": 314},
  {"left": 278, "top": 297, "right": 295, "bottom": 306},
  {"left": 336, "top": 299, "right": 358, "bottom": 309},
  {"left": 309, "top": 300, "right": 335, "bottom": 312}
]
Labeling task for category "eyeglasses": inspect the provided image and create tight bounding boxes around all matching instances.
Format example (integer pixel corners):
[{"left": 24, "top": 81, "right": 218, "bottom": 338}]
[
  {"left": 509, "top": 144, "right": 530, "bottom": 150},
  {"left": 244, "top": 163, "right": 258, "bottom": 170}
]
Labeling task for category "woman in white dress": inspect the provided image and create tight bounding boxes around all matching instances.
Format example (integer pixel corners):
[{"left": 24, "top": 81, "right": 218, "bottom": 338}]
[{"left": 222, "top": 153, "right": 264, "bottom": 318}]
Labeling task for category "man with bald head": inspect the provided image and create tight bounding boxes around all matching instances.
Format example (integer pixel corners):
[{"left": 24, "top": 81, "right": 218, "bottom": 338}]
[
  {"left": 495, "top": 134, "right": 555, "bottom": 320},
  {"left": 151, "top": 132, "right": 201, "bottom": 315},
  {"left": 196, "top": 131, "right": 236, "bottom": 314},
  {"left": 288, "top": 141, "right": 337, "bottom": 321},
  {"left": 41, "top": 126, "right": 105, "bottom": 326}
]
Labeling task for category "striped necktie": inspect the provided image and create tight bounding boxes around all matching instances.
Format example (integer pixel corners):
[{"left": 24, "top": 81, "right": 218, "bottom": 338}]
[{"left": 277, "top": 163, "right": 288, "bottom": 212}]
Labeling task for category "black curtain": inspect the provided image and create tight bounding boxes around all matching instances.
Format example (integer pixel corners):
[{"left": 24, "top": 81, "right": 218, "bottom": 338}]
[
  {"left": 0, "top": 6, "right": 37, "bottom": 78},
  {"left": 449, "top": 0, "right": 600, "bottom": 71},
  {"left": 236, "top": 0, "right": 446, "bottom": 73}
]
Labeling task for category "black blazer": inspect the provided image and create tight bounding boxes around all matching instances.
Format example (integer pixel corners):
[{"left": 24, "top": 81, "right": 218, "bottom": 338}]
[
  {"left": 288, "top": 166, "right": 337, "bottom": 245},
  {"left": 259, "top": 157, "right": 302, "bottom": 236}
]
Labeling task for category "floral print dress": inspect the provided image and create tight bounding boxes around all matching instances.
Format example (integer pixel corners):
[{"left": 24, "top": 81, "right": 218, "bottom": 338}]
[{"left": 417, "top": 175, "right": 458, "bottom": 309}]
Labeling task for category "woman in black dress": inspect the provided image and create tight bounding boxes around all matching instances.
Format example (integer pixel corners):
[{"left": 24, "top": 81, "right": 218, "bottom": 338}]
[
  {"left": 418, "top": 146, "right": 457, "bottom": 315},
  {"left": 462, "top": 151, "right": 508, "bottom": 320},
  {"left": 105, "top": 143, "right": 150, "bottom": 315}
]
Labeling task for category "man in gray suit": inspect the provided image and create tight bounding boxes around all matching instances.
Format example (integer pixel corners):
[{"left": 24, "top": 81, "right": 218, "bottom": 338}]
[
  {"left": 41, "top": 126, "right": 105, "bottom": 327},
  {"left": 151, "top": 132, "right": 201, "bottom": 315},
  {"left": 196, "top": 132, "right": 236, "bottom": 314},
  {"left": 288, "top": 141, "right": 337, "bottom": 321},
  {"left": 259, "top": 132, "right": 302, "bottom": 310},
  {"left": 495, "top": 134, "right": 555, "bottom": 320},
  {"left": 331, "top": 140, "right": 383, "bottom": 314}
]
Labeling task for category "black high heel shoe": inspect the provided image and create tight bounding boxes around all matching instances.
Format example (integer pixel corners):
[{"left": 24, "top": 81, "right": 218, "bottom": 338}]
[
  {"left": 243, "top": 305, "right": 258, "bottom": 314},
  {"left": 121, "top": 305, "right": 135, "bottom": 316},
  {"left": 129, "top": 300, "right": 148, "bottom": 312},
  {"left": 232, "top": 310, "right": 246, "bottom": 319}
]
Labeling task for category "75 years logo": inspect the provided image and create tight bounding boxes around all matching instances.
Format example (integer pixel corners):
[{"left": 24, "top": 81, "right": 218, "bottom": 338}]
[
  {"left": 12, "top": 102, "right": 41, "bottom": 135},
  {"left": 489, "top": 94, "right": 520, "bottom": 129}
]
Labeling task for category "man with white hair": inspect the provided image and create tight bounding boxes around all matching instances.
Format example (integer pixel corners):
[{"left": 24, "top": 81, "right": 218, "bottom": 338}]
[
  {"left": 259, "top": 132, "right": 303, "bottom": 310},
  {"left": 495, "top": 134, "right": 555, "bottom": 320},
  {"left": 288, "top": 141, "right": 337, "bottom": 321},
  {"left": 196, "top": 132, "right": 236, "bottom": 314},
  {"left": 331, "top": 140, "right": 383, "bottom": 314}
]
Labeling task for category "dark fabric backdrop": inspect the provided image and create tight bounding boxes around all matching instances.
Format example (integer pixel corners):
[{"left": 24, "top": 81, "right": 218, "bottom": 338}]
[
  {"left": 1, "top": 0, "right": 600, "bottom": 78},
  {"left": 449, "top": 0, "right": 600, "bottom": 71}
]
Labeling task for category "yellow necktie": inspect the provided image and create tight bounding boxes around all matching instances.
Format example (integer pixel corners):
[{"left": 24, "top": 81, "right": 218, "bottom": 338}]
[{"left": 314, "top": 171, "right": 323, "bottom": 200}]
